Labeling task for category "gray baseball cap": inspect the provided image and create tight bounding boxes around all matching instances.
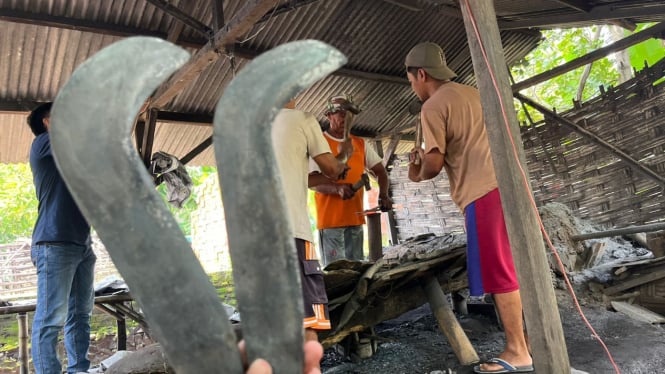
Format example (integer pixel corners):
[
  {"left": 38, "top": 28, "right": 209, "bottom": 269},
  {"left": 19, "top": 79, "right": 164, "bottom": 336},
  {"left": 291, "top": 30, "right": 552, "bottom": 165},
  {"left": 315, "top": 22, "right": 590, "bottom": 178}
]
[{"left": 405, "top": 42, "right": 457, "bottom": 80}]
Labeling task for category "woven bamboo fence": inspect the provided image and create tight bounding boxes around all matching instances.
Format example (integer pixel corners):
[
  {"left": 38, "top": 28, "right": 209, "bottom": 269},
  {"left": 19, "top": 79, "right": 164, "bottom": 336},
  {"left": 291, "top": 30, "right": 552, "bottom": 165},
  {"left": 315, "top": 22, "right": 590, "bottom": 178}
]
[
  {"left": 0, "top": 238, "right": 120, "bottom": 300},
  {"left": 522, "top": 57, "right": 665, "bottom": 227}
]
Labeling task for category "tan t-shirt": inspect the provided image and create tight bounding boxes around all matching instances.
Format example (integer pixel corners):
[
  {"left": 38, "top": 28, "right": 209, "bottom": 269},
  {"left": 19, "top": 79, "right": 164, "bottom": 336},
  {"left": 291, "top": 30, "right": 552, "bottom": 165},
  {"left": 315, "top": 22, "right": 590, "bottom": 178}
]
[{"left": 421, "top": 82, "right": 497, "bottom": 210}]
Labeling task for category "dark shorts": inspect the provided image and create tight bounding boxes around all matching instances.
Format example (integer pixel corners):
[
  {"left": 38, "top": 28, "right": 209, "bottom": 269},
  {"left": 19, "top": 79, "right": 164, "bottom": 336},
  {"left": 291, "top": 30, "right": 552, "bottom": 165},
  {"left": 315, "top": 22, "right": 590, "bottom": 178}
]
[
  {"left": 295, "top": 239, "right": 331, "bottom": 330},
  {"left": 465, "top": 188, "right": 520, "bottom": 296}
]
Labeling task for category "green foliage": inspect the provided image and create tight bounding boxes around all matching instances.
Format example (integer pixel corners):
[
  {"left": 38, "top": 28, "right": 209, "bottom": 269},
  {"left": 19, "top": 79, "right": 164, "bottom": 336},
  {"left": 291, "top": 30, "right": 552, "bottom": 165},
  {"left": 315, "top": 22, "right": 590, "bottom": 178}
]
[
  {"left": 0, "top": 163, "right": 216, "bottom": 244},
  {"left": 209, "top": 271, "right": 236, "bottom": 307},
  {"left": 148, "top": 165, "right": 217, "bottom": 238},
  {"left": 512, "top": 26, "right": 620, "bottom": 124},
  {"left": 627, "top": 24, "right": 665, "bottom": 69},
  {"left": 511, "top": 24, "right": 665, "bottom": 125},
  {"left": 0, "top": 315, "right": 19, "bottom": 352},
  {"left": 0, "top": 164, "right": 37, "bottom": 243}
]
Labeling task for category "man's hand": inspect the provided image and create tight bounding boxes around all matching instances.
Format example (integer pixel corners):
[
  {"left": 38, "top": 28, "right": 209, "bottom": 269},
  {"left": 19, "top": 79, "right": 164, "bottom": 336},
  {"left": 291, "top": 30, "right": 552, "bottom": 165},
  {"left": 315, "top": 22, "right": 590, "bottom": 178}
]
[
  {"left": 408, "top": 147, "right": 425, "bottom": 182},
  {"left": 336, "top": 183, "right": 356, "bottom": 200},
  {"left": 241, "top": 340, "right": 324, "bottom": 374},
  {"left": 408, "top": 147, "right": 424, "bottom": 165},
  {"left": 378, "top": 193, "right": 393, "bottom": 211}
]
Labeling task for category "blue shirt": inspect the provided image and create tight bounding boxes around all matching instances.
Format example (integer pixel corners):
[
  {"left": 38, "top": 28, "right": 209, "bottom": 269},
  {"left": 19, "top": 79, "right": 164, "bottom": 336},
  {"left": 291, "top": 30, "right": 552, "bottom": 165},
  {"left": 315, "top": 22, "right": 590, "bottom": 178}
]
[{"left": 30, "top": 132, "right": 90, "bottom": 245}]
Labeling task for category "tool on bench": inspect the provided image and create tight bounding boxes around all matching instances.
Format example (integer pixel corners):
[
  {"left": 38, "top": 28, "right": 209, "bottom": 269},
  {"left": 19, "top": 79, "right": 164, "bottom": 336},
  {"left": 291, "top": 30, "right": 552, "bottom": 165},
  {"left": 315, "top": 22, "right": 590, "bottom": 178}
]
[
  {"left": 50, "top": 37, "right": 346, "bottom": 373},
  {"left": 350, "top": 173, "right": 371, "bottom": 193}
]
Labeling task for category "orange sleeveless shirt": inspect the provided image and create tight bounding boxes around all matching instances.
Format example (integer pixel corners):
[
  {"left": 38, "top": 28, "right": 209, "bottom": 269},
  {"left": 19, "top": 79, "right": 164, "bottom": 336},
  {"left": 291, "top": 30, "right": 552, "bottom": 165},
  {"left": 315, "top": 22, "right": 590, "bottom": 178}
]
[{"left": 314, "top": 134, "right": 366, "bottom": 229}]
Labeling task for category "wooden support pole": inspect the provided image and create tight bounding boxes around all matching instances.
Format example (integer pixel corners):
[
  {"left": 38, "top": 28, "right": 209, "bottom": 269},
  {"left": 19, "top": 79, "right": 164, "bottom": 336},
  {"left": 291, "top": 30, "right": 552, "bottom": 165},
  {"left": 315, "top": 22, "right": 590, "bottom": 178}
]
[
  {"left": 117, "top": 316, "right": 127, "bottom": 351},
  {"left": 17, "top": 312, "right": 28, "bottom": 374},
  {"left": 572, "top": 222, "right": 665, "bottom": 241},
  {"left": 422, "top": 275, "right": 479, "bottom": 365},
  {"left": 366, "top": 212, "right": 383, "bottom": 262},
  {"left": 460, "top": 1, "right": 570, "bottom": 373}
]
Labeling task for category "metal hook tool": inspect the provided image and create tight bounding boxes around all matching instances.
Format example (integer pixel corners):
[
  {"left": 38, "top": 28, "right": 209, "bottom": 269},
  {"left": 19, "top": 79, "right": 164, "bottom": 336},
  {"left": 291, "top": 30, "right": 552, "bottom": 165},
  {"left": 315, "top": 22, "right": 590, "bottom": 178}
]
[{"left": 213, "top": 39, "right": 346, "bottom": 372}]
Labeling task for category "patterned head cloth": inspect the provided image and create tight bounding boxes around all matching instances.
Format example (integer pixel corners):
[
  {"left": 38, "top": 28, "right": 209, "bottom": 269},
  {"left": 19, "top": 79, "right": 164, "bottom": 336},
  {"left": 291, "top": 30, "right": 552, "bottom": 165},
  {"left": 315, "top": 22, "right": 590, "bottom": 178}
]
[{"left": 324, "top": 93, "right": 360, "bottom": 115}]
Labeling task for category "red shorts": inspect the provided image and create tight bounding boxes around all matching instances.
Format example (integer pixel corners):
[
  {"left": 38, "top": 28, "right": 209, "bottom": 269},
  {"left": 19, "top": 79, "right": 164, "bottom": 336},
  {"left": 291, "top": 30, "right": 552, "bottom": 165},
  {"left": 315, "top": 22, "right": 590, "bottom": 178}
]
[
  {"left": 295, "top": 239, "right": 331, "bottom": 330},
  {"left": 464, "top": 188, "right": 519, "bottom": 296}
]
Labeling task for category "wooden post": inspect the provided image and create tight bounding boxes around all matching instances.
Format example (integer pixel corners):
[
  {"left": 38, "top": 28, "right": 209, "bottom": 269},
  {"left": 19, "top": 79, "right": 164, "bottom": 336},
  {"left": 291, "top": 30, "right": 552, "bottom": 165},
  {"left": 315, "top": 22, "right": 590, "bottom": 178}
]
[
  {"left": 17, "top": 312, "right": 28, "bottom": 374},
  {"left": 459, "top": 1, "right": 570, "bottom": 373},
  {"left": 366, "top": 212, "right": 383, "bottom": 261},
  {"left": 422, "top": 275, "right": 479, "bottom": 365},
  {"left": 117, "top": 314, "right": 127, "bottom": 351}
]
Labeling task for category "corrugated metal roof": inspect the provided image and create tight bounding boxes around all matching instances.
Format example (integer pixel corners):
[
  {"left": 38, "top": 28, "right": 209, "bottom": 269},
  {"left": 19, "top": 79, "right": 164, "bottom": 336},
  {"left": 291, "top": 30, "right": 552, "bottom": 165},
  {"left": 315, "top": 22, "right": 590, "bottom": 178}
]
[{"left": 2, "top": 0, "right": 664, "bottom": 165}]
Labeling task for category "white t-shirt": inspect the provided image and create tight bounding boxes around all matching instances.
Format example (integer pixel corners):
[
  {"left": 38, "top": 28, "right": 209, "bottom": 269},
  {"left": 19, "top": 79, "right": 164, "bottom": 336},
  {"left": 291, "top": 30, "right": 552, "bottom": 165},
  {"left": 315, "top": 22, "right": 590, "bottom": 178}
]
[{"left": 271, "top": 108, "right": 332, "bottom": 242}]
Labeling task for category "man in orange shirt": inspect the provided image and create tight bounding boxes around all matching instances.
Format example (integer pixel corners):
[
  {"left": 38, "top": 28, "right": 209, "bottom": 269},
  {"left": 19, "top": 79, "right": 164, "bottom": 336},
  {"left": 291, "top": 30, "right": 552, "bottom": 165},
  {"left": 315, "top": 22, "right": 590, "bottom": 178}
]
[{"left": 308, "top": 94, "right": 392, "bottom": 266}]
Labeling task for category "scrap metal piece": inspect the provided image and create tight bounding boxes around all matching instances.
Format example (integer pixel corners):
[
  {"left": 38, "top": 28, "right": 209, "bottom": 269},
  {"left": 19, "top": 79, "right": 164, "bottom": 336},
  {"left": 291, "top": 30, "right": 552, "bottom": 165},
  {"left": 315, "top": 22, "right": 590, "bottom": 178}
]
[
  {"left": 50, "top": 37, "right": 244, "bottom": 373},
  {"left": 214, "top": 40, "right": 347, "bottom": 372}
]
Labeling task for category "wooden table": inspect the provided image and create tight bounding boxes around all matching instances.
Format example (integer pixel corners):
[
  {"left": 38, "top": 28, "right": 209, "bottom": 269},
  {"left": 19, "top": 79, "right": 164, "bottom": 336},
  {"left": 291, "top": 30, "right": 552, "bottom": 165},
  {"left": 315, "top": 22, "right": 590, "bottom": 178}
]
[{"left": 0, "top": 293, "right": 144, "bottom": 374}]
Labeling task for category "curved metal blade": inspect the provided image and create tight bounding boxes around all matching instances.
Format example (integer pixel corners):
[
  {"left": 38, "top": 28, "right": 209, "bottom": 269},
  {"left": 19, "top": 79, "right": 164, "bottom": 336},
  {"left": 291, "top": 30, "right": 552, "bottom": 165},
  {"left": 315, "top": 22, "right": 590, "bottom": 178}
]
[
  {"left": 214, "top": 40, "right": 346, "bottom": 373},
  {"left": 50, "top": 37, "right": 244, "bottom": 373}
]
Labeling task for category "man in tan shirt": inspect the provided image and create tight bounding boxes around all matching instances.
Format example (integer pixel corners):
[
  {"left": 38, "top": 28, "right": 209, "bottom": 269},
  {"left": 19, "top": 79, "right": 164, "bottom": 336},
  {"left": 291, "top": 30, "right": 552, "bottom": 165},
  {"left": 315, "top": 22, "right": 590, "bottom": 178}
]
[{"left": 405, "top": 42, "right": 533, "bottom": 374}]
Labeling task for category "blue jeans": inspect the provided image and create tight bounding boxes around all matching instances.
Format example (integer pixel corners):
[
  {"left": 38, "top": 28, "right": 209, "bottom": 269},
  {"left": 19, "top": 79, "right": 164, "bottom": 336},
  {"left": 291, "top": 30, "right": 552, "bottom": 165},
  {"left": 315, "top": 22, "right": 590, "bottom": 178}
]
[
  {"left": 31, "top": 242, "right": 96, "bottom": 374},
  {"left": 319, "top": 225, "right": 364, "bottom": 266}
]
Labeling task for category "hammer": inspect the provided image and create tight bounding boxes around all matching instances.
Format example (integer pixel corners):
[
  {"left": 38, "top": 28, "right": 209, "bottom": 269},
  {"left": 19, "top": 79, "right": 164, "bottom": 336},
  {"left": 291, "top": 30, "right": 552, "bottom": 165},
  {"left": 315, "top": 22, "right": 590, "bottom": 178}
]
[
  {"left": 338, "top": 100, "right": 361, "bottom": 162},
  {"left": 350, "top": 173, "right": 371, "bottom": 193}
]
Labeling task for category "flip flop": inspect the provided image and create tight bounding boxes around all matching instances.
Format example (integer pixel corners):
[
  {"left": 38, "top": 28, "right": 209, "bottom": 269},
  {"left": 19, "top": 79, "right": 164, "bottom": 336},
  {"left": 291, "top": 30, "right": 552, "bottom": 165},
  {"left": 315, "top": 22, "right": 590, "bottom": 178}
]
[{"left": 473, "top": 357, "right": 534, "bottom": 373}]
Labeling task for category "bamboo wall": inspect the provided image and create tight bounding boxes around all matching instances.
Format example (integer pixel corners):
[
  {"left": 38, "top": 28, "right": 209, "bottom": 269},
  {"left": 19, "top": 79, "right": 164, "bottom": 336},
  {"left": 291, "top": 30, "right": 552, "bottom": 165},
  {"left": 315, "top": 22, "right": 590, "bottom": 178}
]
[
  {"left": 522, "top": 58, "right": 665, "bottom": 227},
  {"left": 0, "top": 239, "right": 119, "bottom": 300}
]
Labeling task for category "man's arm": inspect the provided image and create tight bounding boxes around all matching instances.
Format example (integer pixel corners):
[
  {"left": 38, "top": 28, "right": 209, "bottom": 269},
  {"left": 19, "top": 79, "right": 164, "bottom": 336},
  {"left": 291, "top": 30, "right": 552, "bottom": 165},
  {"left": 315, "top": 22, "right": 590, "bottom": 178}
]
[
  {"left": 369, "top": 162, "right": 393, "bottom": 211},
  {"left": 312, "top": 152, "right": 346, "bottom": 181},
  {"left": 408, "top": 148, "right": 445, "bottom": 182}
]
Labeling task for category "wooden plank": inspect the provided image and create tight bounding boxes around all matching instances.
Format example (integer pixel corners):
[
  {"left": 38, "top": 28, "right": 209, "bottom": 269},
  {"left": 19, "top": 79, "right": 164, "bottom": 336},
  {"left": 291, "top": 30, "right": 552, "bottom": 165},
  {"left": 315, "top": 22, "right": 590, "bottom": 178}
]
[
  {"left": 604, "top": 268, "right": 665, "bottom": 295},
  {"left": 460, "top": 1, "right": 570, "bottom": 373},
  {"left": 611, "top": 301, "right": 665, "bottom": 324},
  {"left": 150, "top": 0, "right": 278, "bottom": 108},
  {"left": 572, "top": 222, "right": 665, "bottom": 241}
]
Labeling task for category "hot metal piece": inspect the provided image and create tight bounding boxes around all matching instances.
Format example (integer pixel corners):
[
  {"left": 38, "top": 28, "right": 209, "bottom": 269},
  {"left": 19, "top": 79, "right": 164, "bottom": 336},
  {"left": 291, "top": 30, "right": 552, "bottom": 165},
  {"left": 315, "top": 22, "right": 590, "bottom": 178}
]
[
  {"left": 50, "top": 37, "right": 244, "bottom": 373},
  {"left": 214, "top": 40, "right": 346, "bottom": 373}
]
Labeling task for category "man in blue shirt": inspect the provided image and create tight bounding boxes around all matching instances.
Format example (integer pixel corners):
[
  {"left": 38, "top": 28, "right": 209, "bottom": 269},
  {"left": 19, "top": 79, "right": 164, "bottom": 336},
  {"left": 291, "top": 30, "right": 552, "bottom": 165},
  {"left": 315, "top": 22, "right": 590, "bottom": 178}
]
[{"left": 27, "top": 102, "right": 96, "bottom": 374}]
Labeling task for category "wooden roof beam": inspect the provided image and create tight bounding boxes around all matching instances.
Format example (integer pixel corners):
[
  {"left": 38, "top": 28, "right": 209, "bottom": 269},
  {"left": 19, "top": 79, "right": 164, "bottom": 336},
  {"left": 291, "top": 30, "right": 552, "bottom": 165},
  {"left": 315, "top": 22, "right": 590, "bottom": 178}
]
[
  {"left": 149, "top": 0, "right": 279, "bottom": 109},
  {"left": 499, "top": 3, "right": 665, "bottom": 30},
  {"left": 145, "top": 0, "right": 213, "bottom": 38},
  {"left": 554, "top": 0, "right": 636, "bottom": 31}
]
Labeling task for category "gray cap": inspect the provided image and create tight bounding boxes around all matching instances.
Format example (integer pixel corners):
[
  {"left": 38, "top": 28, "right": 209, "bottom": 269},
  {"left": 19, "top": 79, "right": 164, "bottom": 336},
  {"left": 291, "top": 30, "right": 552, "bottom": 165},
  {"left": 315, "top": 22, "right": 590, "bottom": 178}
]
[{"left": 405, "top": 42, "right": 457, "bottom": 80}]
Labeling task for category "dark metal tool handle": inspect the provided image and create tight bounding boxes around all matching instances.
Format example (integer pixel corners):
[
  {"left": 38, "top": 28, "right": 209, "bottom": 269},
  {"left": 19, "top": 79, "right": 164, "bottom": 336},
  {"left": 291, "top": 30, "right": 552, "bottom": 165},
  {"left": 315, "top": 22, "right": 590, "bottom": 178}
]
[
  {"left": 50, "top": 37, "right": 244, "bottom": 373},
  {"left": 213, "top": 40, "right": 346, "bottom": 373}
]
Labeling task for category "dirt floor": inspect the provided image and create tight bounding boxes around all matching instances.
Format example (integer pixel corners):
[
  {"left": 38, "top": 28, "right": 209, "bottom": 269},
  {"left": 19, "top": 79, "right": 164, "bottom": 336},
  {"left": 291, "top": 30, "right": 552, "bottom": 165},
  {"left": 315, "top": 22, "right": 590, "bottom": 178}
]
[
  {"left": 321, "top": 288, "right": 665, "bottom": 374},
  {"left": 2, "top": 286, "right": 665, "bottom": 374}
]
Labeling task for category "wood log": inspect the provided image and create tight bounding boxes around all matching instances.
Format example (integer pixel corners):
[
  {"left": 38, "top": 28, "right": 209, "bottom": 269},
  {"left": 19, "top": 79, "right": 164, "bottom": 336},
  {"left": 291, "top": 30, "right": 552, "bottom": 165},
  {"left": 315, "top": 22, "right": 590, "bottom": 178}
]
[
  {"left": 422, "top": 275, "right": 479, "bottom": 365},
  {"left": 571, "top": 223, "right": 665, "bottom": 241}
]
